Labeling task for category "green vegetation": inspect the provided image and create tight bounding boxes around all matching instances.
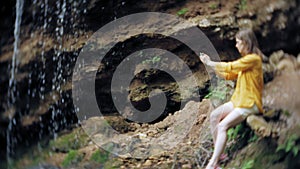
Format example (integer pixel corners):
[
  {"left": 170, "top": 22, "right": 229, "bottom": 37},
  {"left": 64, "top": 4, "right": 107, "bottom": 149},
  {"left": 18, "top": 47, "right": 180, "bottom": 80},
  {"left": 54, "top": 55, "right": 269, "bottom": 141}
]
[
  {"left": 209, "top": 3, "right": 219, "bottom": 10},
  {"left": 142, "top": 55, "right": 161, "bottom": 64},
  {"left": 226, "top": 138, "right": 285, "bottom": 169},
  {"left": 102, "top": 161, "right": 122, "bottom": 169},
  {"left": 204, "top": 89, "right": 226, "bottom": 100},
  {"left": 8, "top": 151, "right": 45, "bottom": 169},
  {"left": 204, "top": 79, "right": 232, "bottom": 102},
  {"left": 276, "top": 134, "right": 300, "bottom": 157},
  {"left": 239, "top": 0, "right": 247, "bottom": 10},
  {"left": 61, "top": 150, "right": 83, "bottom": 167},
  {"left": 90, "top": 149, "right": 109, "bottom": 163},
  {"left": 227, "top": 123, "right": 244, "bottom": 142},
  {"left": 241, "top": 159, "right": 254, "bottom": 169},
  {"left": 247, "top": 133, "right": 258, "bottom": 143},
  {"left": 225, "top": 122, "right": 259, "bottom": 158},
  {"left": 226, "top": 123, "right": 246, "bottom": 155},
  {"left": 48, "top": 129, "right": 89, "bottom": 167},
  {"left": 282, "top": 109, "right": 291, "bottom": 117},
  {"left": 49, "top": 128, "right": 89, "bottom": 152},
  {"left": 177, "top": 8, "right": 188, "bottom": 16}
]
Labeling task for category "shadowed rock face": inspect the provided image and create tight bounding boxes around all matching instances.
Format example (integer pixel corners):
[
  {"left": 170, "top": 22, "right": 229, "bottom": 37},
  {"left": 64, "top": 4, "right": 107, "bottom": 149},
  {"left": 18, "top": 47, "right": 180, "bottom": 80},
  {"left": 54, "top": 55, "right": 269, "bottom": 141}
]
[{"left": 0, "top": 0, "right": 299, "bottom": 164}]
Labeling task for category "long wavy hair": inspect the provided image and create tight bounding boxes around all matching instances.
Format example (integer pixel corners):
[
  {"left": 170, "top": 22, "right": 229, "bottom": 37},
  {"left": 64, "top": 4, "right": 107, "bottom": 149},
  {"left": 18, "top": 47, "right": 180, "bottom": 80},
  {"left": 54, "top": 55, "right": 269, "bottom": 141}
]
[{"left": 236, "top": 29, "right": 264, "bottom": 59}]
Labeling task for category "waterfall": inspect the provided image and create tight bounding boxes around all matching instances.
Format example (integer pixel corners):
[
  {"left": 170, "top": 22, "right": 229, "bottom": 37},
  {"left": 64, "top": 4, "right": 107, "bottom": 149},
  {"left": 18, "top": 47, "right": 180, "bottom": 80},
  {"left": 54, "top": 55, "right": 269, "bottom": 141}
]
[
  {"left": 3, "top": 0, "right": 87, "bottom": 166},
  {"left": 8, "top": 0, "right": 24, "bottom": 104},
  {"left": 40, "top": 0, "right": 48, "bottom": 101},
  {"left": 7, "top": 0, "right": 24, "bottom": 165}
]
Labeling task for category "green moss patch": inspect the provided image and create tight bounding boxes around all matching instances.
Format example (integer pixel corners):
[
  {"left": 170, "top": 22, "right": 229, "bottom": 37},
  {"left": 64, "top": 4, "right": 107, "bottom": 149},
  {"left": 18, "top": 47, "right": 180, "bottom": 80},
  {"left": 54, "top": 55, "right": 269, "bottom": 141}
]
[
  {"left": 61, "top": 150, "right": 84, "bottom": 167},
  {"left": 90, "top": 149, "right": 109, "bottom": 163},
  {"left": 49, "top": 128, "right": 89, "bottom": 152}
]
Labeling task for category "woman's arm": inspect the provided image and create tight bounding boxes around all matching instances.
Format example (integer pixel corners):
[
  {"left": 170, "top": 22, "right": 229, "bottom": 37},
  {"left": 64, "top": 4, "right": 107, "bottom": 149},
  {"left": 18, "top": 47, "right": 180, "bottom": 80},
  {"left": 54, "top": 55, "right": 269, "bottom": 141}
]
[
  {"left": 200, "top": 53, "right": 260, "bottom": 73},
  {"left": 199, "top": 53, "right": 218, "bottom": 68},
  {"left": 216, "top": 71, "right": 238, "bottom": 80},
  {"left": 215, "top": 54, "right": 260, "bottom": 73},
  {"left": 199, "top": 53, "right": 238, "bottom": 80}
]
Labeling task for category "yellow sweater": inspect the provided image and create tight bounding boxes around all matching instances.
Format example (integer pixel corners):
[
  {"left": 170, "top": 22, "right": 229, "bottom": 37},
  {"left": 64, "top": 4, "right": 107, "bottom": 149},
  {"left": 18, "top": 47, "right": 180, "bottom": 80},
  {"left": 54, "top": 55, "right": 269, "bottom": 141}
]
[{"left": 215, "top": 54, "right": 263, "bottom": 113}]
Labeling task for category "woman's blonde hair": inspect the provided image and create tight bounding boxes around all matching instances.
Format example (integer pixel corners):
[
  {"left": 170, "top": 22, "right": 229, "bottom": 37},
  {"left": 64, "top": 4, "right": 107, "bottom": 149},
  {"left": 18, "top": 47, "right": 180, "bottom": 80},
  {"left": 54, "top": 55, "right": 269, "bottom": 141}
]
[{"left": 236, "top": 29, "right": 264, "bottom": 59}]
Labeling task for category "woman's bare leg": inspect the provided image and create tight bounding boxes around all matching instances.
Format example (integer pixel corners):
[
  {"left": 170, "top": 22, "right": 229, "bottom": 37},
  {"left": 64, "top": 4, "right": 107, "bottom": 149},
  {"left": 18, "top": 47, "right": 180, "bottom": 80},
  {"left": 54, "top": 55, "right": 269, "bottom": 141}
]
[
  {"left": 206, "top": 109, "right": 245, "bottom": 169},
  {"left": 209, "top": 102, "right": 234, "bottom": 145}
]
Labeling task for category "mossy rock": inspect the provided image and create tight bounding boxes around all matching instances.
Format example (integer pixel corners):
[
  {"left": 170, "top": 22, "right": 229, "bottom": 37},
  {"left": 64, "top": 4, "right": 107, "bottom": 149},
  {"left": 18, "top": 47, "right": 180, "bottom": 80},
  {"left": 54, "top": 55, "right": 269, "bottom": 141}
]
[
  {"left": 49, "top": 128, "right": 89, "bottom": 152},
  {"left": 61, "top": 150, "right": 84, "bottom": 167},
  {"left": 226, "top": 139, "right": 285, "bottom": 169},
  {"left": 81, "top": 149, "right": 122, "bottom": 169},
  {"left": 90, "top": 149, "right": 109, "bottom": 164}
]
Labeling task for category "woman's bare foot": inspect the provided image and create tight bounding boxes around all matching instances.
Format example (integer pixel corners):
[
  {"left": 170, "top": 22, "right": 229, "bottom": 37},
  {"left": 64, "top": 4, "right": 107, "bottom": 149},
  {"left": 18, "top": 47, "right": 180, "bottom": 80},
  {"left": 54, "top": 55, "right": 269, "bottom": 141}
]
[
  {"left": 205, "top": 161, "right": 222, "bottom": 169},
  {"left": 205, "top": 163, "right": 214, "bottom": 169},
  {"left": 205, "top": 162, "right": 216, "bottom": 169}
]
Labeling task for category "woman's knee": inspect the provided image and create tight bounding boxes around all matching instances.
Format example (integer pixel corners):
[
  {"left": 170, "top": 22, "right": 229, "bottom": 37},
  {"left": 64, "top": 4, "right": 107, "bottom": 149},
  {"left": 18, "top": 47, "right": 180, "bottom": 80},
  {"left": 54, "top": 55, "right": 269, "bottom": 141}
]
[
  {"left": 210, "top": 110, "right": 219, "bottom": 122},
  {"left": 217, "top": 123, "right": 229, "bottom": 133},
  {"left": 210, "top": 102, "right": 233, "bottom": 120}
]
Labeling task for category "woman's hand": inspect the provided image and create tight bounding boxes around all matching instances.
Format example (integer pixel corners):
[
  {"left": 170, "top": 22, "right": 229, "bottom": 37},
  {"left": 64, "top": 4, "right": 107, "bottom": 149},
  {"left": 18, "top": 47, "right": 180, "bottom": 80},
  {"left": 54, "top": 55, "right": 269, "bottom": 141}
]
[
  {"left": 199, "top": 52, "right": 217, "bottom": 68},
  {"left": 199, "top": 52, "right": 211, "bottom": 65}
]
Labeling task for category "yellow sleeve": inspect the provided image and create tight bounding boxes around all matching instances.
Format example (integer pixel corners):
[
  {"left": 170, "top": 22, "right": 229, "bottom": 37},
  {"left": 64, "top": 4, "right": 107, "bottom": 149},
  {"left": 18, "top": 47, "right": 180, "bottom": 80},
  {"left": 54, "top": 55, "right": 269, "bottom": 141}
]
[
  {"left": 215, "top": 70, "right": 238, "bottom": 80},
  {"left": 216, "top": 54, "right": 260, "bottom": 74}
]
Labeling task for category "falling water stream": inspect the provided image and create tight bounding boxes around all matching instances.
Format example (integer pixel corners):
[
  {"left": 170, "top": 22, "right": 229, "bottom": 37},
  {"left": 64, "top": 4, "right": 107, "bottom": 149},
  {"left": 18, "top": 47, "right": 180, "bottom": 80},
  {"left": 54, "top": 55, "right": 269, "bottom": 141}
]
[
  {"left": 3, "top": 0, "right": 91, "bottom": 167},
  {"left": 7, "top": 0, "right": 24, "bottom": 165}
]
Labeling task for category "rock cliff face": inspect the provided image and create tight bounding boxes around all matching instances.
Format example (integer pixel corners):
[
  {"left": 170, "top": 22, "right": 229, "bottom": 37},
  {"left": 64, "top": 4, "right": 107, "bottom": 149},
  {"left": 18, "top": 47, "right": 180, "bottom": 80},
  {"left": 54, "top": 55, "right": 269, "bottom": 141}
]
[{"left": 0, "top": 0, "right": 300, "bottom": 167}]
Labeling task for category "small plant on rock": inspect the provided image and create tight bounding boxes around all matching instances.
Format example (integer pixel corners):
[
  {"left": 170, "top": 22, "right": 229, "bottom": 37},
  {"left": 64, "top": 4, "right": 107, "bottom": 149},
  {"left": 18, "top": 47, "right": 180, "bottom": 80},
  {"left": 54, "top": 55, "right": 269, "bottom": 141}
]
[
  {"left": 241, "top": 159, "right": 254, "bottom": 169},
  {"left": 276, "top": 134, "right": 300, "bottom": 157},
  {"left": 177, "top": 8, "right": 188, "bottom": 16},
  {"left": 239, "top": 0, "right": 247, "bottom": 10}
]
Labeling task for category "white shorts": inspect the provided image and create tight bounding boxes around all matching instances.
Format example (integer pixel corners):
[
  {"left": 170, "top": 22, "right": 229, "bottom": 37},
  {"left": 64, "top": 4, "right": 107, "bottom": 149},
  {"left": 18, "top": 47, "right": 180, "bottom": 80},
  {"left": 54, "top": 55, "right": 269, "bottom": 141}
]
[{"left": 235, "top": 103, "right": 259, "bottom": 118}]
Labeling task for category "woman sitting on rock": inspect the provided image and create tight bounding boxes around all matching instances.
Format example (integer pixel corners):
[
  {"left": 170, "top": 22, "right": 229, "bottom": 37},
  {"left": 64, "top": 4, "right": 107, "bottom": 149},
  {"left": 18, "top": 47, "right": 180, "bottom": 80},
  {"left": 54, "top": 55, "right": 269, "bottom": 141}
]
[{"left": 200, "top": 28, "right": 264, "bottom": 169}]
